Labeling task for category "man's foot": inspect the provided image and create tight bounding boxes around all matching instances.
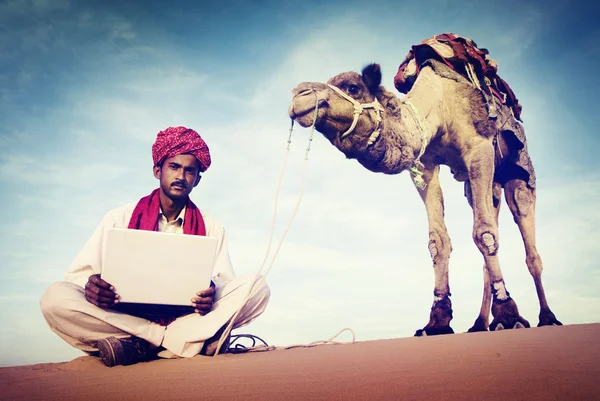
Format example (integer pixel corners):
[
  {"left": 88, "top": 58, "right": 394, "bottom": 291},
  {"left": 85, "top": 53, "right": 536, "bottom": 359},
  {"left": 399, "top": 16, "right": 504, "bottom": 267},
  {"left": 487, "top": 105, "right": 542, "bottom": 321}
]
[{"left": 97, "top": 336, "right": 157, "bottom": 367}]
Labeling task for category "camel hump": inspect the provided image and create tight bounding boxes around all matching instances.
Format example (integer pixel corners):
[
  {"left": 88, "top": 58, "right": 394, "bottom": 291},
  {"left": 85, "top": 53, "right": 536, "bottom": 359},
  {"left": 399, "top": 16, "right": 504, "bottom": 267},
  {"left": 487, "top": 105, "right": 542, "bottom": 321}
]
[{"left": 394, "top": 33, "right": 523, "bottom": 121}]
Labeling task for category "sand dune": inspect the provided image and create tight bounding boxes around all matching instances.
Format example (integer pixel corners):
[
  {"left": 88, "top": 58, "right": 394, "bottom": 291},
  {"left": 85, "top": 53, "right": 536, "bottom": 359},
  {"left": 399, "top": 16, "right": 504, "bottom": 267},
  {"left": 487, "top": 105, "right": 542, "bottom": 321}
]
[{"left": 2, "top": 323, "right": 599, "bottom": 400}]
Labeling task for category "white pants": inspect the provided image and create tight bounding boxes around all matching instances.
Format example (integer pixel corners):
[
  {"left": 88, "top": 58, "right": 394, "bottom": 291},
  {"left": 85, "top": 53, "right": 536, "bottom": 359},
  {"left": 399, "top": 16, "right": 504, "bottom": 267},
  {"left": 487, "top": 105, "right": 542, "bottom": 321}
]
[{"left": 40, "top": 274, "right": 270, "bottom": 358}]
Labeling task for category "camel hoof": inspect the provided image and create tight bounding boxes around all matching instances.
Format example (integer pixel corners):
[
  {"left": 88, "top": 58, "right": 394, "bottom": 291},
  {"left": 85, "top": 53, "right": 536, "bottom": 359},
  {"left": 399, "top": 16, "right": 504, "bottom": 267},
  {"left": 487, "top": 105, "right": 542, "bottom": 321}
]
[
  {"left": 490, "top": 297, "right": 530, "bottom": 331},
  {"left": 538, "top": 320, "right": 563, "bottom": 327},
  {"left": 490, "top": 318, "right": 530, "bottom": 331},
  {"left": 415, "top": 296, "right": 454, "bottom": 337},
  {"left": 493, "top": 320, "right": 527, "bottom": 331},
  {"left": 538, "top": 309, "right": 562, "bottom": 327},
  {"left": 414, "top": 326, "right": 455, "bottom": 337},
  {"left": 467, "top": 317, "right": 489, "bottom": 333}
]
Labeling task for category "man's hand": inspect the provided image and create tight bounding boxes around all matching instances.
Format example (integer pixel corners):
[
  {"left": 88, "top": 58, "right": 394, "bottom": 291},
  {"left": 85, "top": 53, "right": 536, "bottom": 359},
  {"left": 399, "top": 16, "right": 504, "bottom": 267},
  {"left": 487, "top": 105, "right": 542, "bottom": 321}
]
[
  {"left": 85, "top": 273, "right": 119, "bottom": 308},
  {"left": 192, "top": 282, "right": 215, "bottom": 315}
]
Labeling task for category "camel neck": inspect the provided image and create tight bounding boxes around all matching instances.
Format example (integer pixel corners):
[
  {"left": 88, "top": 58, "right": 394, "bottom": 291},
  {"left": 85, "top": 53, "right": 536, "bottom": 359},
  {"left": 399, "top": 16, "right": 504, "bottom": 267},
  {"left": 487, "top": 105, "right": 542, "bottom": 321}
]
[
  {"left": 400, "top": 67, "right": 444, "bottom": 150},
  {"left": 401, "top": 98, "right": 429, "bottom": 161},
  {"left": 360, "top": 106, "right": 422, "bottom": 175}
]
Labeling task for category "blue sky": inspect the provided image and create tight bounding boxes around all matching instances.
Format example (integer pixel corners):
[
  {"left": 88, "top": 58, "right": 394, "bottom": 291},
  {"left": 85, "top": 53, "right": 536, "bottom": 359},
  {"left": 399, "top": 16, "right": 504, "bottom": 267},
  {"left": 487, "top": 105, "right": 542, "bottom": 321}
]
[{"left": 0, "top": 0, "right": 598, "bottom": 366}]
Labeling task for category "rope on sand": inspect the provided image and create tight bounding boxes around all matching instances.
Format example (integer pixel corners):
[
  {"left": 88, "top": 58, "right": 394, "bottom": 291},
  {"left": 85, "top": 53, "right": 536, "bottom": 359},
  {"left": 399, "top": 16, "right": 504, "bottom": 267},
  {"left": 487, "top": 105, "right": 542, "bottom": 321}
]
[{"left": 228, "top": 328, "right": 357, "bottom": 354}]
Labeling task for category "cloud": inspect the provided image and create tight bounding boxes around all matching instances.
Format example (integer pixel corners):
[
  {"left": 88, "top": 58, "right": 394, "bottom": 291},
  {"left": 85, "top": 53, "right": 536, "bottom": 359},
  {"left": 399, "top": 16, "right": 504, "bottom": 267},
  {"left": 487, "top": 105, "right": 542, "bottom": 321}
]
[
  {"left": 0, "top": 294, "right": 38, "bottom": 302},
  {"left": 0, "top": 155, "right": 132, "bottom": 187},
  {"left": 481, "top": 7, "right": 544, "bottom": 59},
  {"left": 0, "top": 0, "right": 69, "bottom": 17}
]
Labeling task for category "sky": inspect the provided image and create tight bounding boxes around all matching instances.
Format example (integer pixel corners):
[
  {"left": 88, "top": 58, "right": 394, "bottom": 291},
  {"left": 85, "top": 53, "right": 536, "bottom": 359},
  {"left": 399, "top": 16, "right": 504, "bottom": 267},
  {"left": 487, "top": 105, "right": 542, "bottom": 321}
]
[{"left": 0, "top": 0, "right": 598, "bottom": 366}]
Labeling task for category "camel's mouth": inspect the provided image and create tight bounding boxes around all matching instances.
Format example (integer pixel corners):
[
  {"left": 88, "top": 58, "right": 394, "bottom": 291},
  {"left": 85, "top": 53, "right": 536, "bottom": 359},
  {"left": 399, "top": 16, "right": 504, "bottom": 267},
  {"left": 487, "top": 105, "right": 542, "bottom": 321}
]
[
  {"left": 289, "top": 83, "right": 332, "bottom": 128},
  {"left": 289, "top": 96, "right": 328, "bottom": 127}
]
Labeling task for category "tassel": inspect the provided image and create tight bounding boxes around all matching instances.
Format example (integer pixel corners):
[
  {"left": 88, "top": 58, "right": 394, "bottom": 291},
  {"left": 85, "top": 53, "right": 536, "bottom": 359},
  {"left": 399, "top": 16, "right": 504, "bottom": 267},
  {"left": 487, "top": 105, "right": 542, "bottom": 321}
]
[{"left": 409, "top": 163, "right": 427, "bottom": 190}]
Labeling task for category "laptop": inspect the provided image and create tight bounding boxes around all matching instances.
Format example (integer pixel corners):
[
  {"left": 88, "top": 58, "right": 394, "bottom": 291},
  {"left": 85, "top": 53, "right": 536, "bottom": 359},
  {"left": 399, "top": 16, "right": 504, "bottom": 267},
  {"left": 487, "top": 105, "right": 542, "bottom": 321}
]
[{"left": 101, "top": 228, "right": 218, "bottom": 309}]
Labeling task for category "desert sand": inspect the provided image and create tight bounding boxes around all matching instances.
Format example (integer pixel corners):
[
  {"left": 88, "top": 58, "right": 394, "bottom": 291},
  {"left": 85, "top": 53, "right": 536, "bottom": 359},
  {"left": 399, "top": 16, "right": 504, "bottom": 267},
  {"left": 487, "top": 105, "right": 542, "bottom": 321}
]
[{"left": 2, "top": 323, "right": 599, "bottom": 401}]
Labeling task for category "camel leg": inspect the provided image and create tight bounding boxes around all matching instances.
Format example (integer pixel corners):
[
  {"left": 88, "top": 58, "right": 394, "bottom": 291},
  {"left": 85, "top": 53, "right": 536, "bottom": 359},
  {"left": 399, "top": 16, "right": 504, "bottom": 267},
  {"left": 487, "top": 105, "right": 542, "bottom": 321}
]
[
  {"left": 465, "top": 180, "right": 502, "bottom": 332},
  {"left": 413, "top": 165, "right": 455, "bottom": 336},
  {"left": 464, "top": 139, "right": 530, "bottom": 331},
  {"left": 504, "top": 179, "right": 562, "bottom": 327}
]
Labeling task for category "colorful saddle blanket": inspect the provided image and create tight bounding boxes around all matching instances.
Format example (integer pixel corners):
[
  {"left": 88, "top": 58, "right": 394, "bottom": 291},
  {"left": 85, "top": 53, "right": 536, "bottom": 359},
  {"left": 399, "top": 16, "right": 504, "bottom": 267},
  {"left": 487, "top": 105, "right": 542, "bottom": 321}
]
[{"left": 393, "top": 33, "right": 523, "bottom": 121}]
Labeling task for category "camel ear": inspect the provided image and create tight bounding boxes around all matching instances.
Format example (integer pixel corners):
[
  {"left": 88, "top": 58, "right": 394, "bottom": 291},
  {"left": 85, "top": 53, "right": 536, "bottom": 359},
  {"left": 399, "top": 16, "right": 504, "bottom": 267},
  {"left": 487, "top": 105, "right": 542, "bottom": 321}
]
[{"left": 362, "top": 63, "right": 382, "bottom": 94}]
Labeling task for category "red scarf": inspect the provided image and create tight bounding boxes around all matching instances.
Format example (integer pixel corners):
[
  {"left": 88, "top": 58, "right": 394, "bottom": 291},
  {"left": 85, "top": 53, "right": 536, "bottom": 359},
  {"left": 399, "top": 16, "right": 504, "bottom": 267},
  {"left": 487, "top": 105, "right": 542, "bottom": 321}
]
[{"left": 128, "top": 188, "right": 206, "bottom": 236}]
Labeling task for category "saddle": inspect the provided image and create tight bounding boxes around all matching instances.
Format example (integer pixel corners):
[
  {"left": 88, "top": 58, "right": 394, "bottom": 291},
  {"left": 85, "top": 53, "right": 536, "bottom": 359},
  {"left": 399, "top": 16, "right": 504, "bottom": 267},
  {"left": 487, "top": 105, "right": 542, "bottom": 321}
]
[{"left": 394, "top": 33, "right": 523, "bottom": 121}]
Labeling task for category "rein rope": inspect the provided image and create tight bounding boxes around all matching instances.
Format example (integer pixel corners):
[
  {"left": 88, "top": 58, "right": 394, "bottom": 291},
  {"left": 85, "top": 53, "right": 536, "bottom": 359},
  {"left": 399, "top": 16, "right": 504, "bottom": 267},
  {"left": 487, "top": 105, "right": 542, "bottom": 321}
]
[
  {"left": 214, "top": 91, "right": 355, "bottom": 355},
  {"left": 214, "top": 88, "right": 429, "bottom": 354}
]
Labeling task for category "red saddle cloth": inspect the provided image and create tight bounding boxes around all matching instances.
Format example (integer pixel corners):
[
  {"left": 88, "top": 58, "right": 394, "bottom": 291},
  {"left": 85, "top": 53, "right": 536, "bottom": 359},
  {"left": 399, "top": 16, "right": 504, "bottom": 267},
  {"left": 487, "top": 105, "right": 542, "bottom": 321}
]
[{"left": 394, "top": 33, "right": 523, "bottom": 121}]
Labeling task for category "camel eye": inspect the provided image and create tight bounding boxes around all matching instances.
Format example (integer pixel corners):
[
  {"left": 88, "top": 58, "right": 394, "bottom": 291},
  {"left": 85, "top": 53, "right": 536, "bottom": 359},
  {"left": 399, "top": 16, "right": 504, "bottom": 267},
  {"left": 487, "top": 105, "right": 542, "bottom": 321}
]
[{"left": 347, "top": 84, "right": 360, "bottom": 95}]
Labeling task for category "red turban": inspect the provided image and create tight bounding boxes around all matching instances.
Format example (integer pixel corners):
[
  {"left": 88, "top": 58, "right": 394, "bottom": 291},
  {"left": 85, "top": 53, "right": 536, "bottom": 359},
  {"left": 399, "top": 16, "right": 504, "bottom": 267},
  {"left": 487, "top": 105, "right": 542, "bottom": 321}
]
[{"left": 151, "top": 126, "right": 211, "bottom": 172}]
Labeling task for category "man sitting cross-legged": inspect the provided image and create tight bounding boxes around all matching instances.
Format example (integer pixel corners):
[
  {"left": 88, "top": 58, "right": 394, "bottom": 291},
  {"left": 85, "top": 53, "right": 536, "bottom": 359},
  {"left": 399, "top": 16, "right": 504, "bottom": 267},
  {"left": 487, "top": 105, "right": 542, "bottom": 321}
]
[{"left": 40, "top": 126, "right": 270, "bottom": 367}]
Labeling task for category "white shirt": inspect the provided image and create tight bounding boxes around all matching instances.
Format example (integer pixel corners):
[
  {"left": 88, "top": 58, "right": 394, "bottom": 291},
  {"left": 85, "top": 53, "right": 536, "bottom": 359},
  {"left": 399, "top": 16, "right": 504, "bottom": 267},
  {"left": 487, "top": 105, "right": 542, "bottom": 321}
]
[
  {"left": 158, "top": 206, "right": 187, "bottom": 234},
  {"left": 64, "top": 202, "right": 235, "bottom": 289}
]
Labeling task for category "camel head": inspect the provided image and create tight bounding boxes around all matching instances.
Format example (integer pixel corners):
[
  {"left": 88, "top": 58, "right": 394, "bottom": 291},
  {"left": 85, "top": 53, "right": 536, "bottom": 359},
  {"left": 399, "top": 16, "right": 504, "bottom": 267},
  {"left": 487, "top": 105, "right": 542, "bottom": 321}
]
[{"left": 289, "top": 64, "right": 392, "bottom": 169}]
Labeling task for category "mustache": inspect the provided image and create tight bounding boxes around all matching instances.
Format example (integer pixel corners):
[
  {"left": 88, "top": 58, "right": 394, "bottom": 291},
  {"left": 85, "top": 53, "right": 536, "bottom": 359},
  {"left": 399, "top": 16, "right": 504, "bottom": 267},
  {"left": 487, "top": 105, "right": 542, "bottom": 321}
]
[{"left": 171, "top": 181, "right": 187, "bottom": 188}]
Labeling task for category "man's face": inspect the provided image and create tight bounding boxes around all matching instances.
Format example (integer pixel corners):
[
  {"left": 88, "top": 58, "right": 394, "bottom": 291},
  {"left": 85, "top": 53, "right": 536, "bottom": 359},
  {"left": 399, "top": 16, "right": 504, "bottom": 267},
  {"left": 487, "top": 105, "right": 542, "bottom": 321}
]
[{"left": 153, "top": 154, "right": 201, "bottom": 201}]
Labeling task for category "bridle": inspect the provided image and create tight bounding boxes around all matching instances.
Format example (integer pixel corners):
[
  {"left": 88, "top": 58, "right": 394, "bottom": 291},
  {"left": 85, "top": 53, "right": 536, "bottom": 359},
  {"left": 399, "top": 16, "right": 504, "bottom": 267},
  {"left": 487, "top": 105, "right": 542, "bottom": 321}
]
[
  {"left": 327, "top": 83, "right": 429, "bottom": 190},
  {"left": 295, "top": 83, "right": 428, "bottom": 190},
  {"left": 326, "top": 84, "right": 385, "bottom": 146}
]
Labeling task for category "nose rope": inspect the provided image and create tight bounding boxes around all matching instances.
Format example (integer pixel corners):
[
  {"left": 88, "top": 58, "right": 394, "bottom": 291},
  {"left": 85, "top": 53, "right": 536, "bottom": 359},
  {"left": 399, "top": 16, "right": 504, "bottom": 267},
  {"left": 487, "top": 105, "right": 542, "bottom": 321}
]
[
  {"left": 305, "top": 90, "right": 319, "bottom": 159},
  {"left": 213, "top": 92, "right": 321, "bottom": 355},
  {"left": 287, "top": 119, "right": 294, "bottom": 150},
  {"left": 326, "top": 84, "right": 384, "bottom": 142}
]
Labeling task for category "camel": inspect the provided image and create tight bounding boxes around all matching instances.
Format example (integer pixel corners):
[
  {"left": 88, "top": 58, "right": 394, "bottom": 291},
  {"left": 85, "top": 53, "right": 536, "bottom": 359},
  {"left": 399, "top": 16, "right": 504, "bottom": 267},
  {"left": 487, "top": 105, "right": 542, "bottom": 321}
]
[{"left": 288, "top": 56, "right": 562, "bottom": 335}]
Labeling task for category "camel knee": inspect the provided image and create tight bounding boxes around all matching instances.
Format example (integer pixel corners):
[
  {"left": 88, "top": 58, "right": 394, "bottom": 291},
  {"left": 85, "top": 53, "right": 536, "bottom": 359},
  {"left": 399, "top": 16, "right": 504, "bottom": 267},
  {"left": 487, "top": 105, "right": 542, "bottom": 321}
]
[
  {"left": 506, "top": 180, "right": 535, "bottom": 219},
  {"left": 473, "top": 228, "right": 498, "bottom": 256},
  {"left": 513, "top": 187, "right": 533, "bottom": 217},
  {"left": 428, "top": 231, "right": 451, "bottom": 265}
]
